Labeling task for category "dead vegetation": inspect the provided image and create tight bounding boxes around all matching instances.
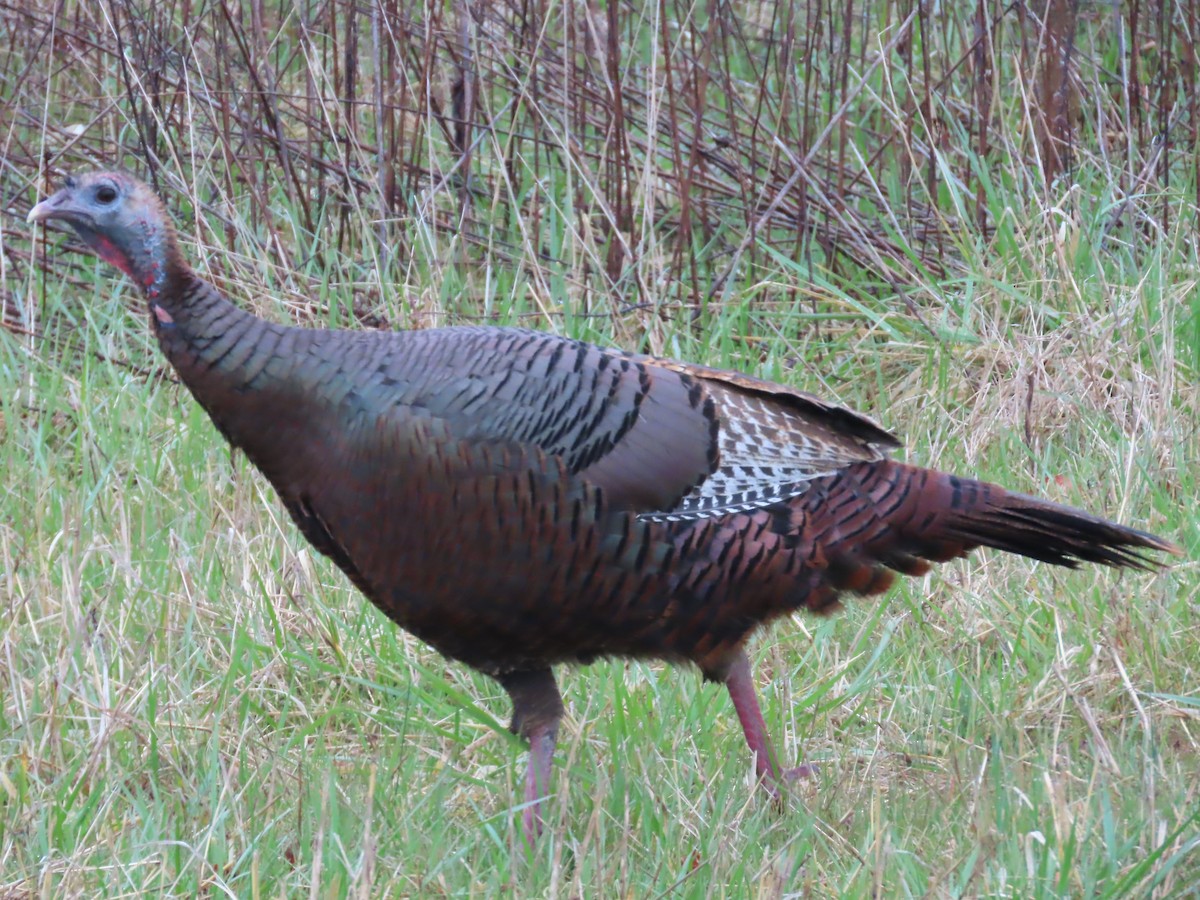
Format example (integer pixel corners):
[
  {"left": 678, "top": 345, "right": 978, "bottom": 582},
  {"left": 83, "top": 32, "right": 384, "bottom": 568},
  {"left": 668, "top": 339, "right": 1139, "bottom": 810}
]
[{"left": 7, "top": 2, "right": 1200, "bottom": 330}]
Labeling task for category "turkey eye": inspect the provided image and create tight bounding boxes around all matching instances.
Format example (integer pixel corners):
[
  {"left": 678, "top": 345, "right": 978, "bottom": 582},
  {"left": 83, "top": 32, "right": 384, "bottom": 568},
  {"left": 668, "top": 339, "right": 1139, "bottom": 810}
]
[{"left": 96, "top": 185, "right": 118, "bottom": 204}]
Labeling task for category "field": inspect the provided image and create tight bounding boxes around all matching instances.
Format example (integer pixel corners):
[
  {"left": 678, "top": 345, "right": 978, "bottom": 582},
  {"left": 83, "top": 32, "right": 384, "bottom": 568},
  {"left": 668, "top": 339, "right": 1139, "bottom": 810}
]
[{"left": 1, "top": 0, "right": 1197, "bottom": 896}]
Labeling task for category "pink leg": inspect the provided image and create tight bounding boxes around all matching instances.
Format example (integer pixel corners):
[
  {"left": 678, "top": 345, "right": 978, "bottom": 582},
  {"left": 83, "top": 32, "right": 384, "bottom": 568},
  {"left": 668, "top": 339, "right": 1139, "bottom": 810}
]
[
  {"left": 522, "top": 724, "right": 557, "bottom": 842},
  {"left": 724, "top": 650, "right": 816, "bottom": 791},
  {"left": 499, "top": 669, "right": 563, "bottom": 846}
]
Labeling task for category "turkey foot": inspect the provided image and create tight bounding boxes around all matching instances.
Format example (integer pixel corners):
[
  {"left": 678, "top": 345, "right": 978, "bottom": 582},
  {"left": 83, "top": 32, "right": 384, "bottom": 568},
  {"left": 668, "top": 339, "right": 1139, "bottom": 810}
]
[
  {"left": 724, "top": 650, "right": 816, "bottom": 796},
  {"left": 499, "top": 668, "right": 563, "bottom": 845},
  {"left": 782, "top": 762, "right": 819, "bottom": 782}
]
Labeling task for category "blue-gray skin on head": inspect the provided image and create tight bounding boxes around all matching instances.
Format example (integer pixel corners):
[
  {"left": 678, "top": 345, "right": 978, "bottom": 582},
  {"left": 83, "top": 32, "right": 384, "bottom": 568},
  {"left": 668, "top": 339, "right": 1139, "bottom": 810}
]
[{"left": 28, "top": 172, "right": 179, "bottom": 303}]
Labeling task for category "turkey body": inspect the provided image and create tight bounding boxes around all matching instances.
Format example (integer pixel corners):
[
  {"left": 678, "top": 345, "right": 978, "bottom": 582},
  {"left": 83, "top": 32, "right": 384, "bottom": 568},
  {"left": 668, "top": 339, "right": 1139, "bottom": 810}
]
[
  {"left": 29, "top": 172, "right": 1181, "bottom": 845},
  {"left": 169, "top": 317, "right": 874, "bottom": 678}
]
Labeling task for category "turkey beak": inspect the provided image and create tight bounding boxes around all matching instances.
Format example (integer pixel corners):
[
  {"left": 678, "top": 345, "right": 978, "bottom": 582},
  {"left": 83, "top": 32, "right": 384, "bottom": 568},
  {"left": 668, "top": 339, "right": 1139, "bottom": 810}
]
[{"left": 27, "top": 189, "right": 79, "bottom": 225}]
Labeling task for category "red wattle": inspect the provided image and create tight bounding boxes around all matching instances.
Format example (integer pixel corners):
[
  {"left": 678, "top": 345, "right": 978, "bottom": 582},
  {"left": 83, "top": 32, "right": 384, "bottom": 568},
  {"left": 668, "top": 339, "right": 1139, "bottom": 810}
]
[{"left": 93, "top": 235, "right": 134, "bottom": 277}]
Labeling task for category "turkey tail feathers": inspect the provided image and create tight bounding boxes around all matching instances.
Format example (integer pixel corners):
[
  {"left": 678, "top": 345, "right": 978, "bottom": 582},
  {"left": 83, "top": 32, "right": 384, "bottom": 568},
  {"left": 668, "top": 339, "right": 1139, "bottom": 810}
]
[
  {"left": 858, "top": 461, "right": 1183, "bottom": 576},
  {"left": 790, "top": 461, "right": 1181, "bottom": 616},
  {"left": 943, "top": 487, "right": 1181, "bottom": 571}
]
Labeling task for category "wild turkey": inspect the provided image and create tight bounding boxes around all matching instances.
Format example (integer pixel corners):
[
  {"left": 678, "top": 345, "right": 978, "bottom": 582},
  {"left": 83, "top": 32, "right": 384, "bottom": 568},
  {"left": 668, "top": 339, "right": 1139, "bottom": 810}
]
[{"left": 29, "top": 172, "right": 1180, "bottom": 844}]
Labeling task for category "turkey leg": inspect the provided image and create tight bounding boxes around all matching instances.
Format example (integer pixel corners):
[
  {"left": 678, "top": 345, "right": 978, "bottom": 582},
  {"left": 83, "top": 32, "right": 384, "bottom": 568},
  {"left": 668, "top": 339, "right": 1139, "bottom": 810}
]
[
  {"left": 724, "top": 650, "right": 817, "bottom": 791},
  {"left": 498, "top": 668, "right": 563, "bottom": 844}
]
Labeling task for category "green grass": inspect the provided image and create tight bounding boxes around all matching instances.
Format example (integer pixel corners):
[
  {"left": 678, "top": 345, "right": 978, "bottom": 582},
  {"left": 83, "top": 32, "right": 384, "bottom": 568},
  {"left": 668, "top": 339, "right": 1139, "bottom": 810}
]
[{"left": 4, "top": 0, "right": 1200, "bottom": 895}]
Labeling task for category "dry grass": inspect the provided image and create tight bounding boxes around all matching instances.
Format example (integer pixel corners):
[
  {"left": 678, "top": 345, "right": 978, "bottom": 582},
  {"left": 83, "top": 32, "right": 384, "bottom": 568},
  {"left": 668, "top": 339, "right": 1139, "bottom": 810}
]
[{"left": 2, "top": 0, "right": 1198, "bottom": 896}]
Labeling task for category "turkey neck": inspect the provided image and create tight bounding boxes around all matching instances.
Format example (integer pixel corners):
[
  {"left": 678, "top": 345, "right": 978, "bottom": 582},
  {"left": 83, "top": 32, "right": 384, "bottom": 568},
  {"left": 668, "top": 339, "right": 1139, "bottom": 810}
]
[{"left": 143, "top": 258, "right": 285, "bottom": 398}]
